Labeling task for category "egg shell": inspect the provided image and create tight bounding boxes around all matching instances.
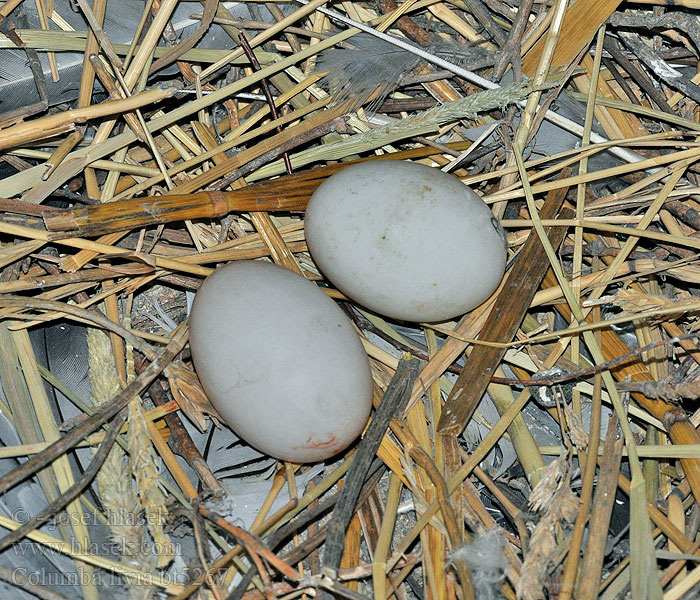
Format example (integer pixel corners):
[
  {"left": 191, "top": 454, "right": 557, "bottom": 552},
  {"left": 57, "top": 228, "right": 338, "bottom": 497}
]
[
  {"left": 189, "top": 261, "right": 373, "bottom": 463},
  {"left": 305, "top": 160, "right": 507, "bottom": 322}
]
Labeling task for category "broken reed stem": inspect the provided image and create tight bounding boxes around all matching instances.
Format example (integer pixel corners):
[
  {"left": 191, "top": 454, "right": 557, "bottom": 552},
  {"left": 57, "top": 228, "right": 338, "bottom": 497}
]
[
  {"left": 43, "top": 130, "right": 84, "bottom": 181},
  {"left": 42, "top": 142, "right": 473, "bottom": 237},
  {"left": 0, "top": 87, "right": 176, "bottom": 151}
]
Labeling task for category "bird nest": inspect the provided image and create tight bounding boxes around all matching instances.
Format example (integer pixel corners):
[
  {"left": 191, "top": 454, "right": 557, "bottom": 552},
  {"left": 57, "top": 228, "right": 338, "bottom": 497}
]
[{"left": 1, "top": 0, "right": 700, "bottom": 599}]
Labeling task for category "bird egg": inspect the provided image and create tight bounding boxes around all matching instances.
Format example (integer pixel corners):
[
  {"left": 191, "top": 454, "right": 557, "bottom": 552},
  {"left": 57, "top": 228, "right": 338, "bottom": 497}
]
[
  {"left": 189, "top": 261, "right": 373, "bottom": 463},
  {"left": 305, "top": 160, "right": 507, "bottom": 322}
]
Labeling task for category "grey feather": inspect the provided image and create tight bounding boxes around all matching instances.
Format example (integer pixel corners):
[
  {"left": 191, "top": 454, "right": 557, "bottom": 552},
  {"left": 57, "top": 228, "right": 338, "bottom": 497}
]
[
  {"left": 315, "top": 33, "right": 493, "bottom": 111},
  {"left": 316, "top": 34, "right": 421, "bottom": 110},
  {"left": 209, "top": 464, "right": 324, "bottom": 529},
  {"left": 0, "top": 0, "right": 253, "bottom": 113}
]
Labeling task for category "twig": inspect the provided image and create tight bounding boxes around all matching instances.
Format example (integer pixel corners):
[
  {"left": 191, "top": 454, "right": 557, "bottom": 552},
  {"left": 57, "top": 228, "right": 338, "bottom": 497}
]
[
  {"left": 322, "top": 356, "right": 421, "bottom": 581},
  {"left": 378, "top": 0, "right": 434, "bottom": 46},
  {"left": 192, "top": 498, "right": 225, "bottom": 600},
  {"left": 238, "top": 33, "right": 293, "bottom": 175},
  {"left": 462, "top": 0, "right": 507, "bottom": 45},
  {"left": 148, "top": 0, "right": 218, "bottom": 74},
  {"left": 492, "top": 0, "right": 534, "bottom": 80},
  {"left": 198, "top": 505, "right": 300, "bottom": 582},
  {"left": 16, "top": 10, "right": 48, "bottom": 109},
  {"left": 148, "top": 379, "right": 224, "bottom": 497},
  {"left": 603, "top": 36, "right": 674, "bottom": 114},
  {"left": 609, "top": 11, "right": 700, "bottom": 54},
  {"left": 615, "top": 30, "right": 700, "bottom": 105},
  {"left": 210, "top": 116, "right": 345, "bottom": 191}
]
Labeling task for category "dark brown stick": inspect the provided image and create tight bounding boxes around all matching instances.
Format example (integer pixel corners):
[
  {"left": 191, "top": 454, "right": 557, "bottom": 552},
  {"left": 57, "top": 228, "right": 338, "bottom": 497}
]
[
  {"left": 322, "top": 356, "right": 421, "bottom": 581},
  {"left": 0, "top": 267, "right": 147, "bottom": 294},
  {"left": 489, "top": 331, "right": 700, "bottom": 387},
  {"left": 462, "top": 0, "right": 507, "bottom": 46},
  {"left": 492, "top": 0, "right": 534, "bottom": 81},
  {"left": 210, "top": 117, "right": 344, "bottom": 191},
  {"left": 615, "top": 30, "right": 700, "bottom": 105},
  {"left": 149, "top": 380, "right": 224, "bottom": 497},
  {"left": 148, "top": 0, "right": 218, "bottom": 74},
  {"left": 198, "top": 505, "right": 299, "bottom": 581},
  {"left": 88, "top": 53, "right": 146, "bottom": 142},
  {"left": 603, "top": 36, "right": 674, "bottom": 115},
  {"left": 438, "top": 172, "right": 573, "bottom": 434},
  {"left": 378, "top": 0, "right": 434, "bottom": 46},
  {"left": 238, "top": 33, "right": 293, "bottom": 175}
]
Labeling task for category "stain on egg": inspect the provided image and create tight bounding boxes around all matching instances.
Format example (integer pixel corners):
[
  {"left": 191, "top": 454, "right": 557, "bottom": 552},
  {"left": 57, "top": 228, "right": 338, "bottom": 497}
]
[
  {"left": 305, "top": 160, "right": 507, "bottom": 322},
  {"left": 189, "top": 261, "right": 373, "bottom": 463}
]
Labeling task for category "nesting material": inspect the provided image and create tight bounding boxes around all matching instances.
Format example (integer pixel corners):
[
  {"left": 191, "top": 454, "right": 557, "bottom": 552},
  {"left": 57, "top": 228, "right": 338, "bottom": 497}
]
[{"left": 3, "top": 0, "right": 700, "bottom": 599}]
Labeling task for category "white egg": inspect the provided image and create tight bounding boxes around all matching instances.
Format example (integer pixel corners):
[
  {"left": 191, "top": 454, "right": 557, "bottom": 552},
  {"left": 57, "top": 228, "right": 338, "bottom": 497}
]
[
  {"left": 305, "top": 160, "right": 507, "bottom": 322},
  {"left": 189, "top": 261, "right": 373, "bottom": 463}
]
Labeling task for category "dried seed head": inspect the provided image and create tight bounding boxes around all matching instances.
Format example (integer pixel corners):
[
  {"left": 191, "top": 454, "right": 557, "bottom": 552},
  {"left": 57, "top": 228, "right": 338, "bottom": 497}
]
[
  {"left": 564, "top": 402, "right": 589, "bottom": 452},
  {"left": 529, "top": 452, "right": 567, "bottom": 512}
]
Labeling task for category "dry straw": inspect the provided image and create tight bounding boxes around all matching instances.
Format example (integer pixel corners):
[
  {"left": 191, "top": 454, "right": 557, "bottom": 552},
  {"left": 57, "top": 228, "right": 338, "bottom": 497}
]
[{"left": 4, "top": 0, "right": 700, "bottom": 598}]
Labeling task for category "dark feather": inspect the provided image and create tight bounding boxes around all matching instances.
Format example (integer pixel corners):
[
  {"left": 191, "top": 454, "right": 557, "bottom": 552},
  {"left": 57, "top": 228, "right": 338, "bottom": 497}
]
[{"left": 315, "top": 34, "right": 493, "bottom": 111}]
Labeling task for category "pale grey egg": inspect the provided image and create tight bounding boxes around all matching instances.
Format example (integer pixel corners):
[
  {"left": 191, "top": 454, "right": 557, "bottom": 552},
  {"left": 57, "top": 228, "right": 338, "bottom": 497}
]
[
  {"left": 189, "top": 261, "right": 373, "bottom": 463},
  {"left": 305, "top": 160, "right": 507, "bottom": 322}
]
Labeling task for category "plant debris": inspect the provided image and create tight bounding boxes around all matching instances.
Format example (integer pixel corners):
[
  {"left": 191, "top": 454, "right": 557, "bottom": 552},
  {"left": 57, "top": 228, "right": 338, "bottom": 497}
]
[{"left": 3, "top": 0, "right": 700, "bottom": 599}]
